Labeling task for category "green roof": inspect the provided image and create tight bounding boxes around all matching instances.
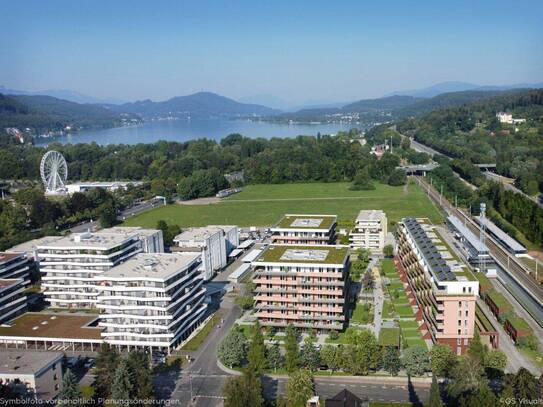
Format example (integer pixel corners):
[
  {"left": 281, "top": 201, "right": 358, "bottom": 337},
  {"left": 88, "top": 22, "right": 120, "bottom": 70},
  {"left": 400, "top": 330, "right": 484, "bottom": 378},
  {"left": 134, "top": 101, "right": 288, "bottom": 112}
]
[
  {"left": 379, "top": 327, "right": 400, "bottom": 347},
  {"left": 486, "top": 289, "right": 511, "bottom": 311},
  {"left": 506, "top": 316, "right": 532, "bottom": 333},
  {"left": 475, "top": 306, "right": 495, "bottom": 332},
  {"left": 473, "top": 272, "right": 492, "bottom": 291},
  {"left": 274, "top": 214, "right": 336, "bottom": 230},
  {"left": 255, "top": 245, "right": 348, "bottom": 264}
]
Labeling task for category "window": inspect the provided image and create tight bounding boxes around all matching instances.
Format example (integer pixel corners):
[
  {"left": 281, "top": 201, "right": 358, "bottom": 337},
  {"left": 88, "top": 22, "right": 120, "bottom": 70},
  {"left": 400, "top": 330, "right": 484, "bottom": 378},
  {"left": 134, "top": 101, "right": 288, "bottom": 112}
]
[
  {"left": 458, "top": 301, "right": 462, "bottom": 307},
  {"left": 458, "top": 310, "right": 461, "bottom": 317},
  {"left": 458, "top": 320, "right": 462, "bottom": 326},
  {"left": 465, "top": 310, "right": 468, "bottom": 317}
]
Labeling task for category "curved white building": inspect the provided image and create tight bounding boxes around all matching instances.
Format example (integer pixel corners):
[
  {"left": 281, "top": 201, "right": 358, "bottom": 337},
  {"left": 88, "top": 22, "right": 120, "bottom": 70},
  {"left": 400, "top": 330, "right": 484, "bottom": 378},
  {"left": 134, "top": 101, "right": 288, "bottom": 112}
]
[
  {"left": 37, "top": 228, "right": 163, "bottom": 308},
  {"left": 95, "top": 253, "right": 207, "bottom": 353}
]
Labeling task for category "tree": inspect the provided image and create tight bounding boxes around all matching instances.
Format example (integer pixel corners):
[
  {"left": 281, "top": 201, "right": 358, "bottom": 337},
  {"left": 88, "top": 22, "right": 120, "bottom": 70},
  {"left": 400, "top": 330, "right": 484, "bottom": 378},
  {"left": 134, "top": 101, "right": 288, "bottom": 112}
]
[
  {"left": 387, "top": 169, "right": 407, "bottom": 186},
  {"left": 126, "top": 351, "right": 154, "bottom": 400},
  {"left": 57, "top": 369, "right": 82, "bottom": 405},
  {"left": 383, "top": 244, "right": 394, "bottom": 258},
  {"left": 97, "top": 202, "right": 117, "bottom": 228},
  {"left": 430, "top": 344, "right": 456, "bottom": 377},
  {"left": 428, "top": 374, "right": 443, "bottom": 407},
  {"left": 350, "top": 168, "right": 374, "bottom": 190},
  {"left": 513, "top": 368, "right": 538, "bottom": 401},
  {"left": 300, "top": 340, "right": 321, "bottom": 371},
  {"left": 402, "top": 346, "right": 429, "bottom": 377},
  {"left": 284, "top": 325, "right": 300, "bottom": 373},
  {"left": 218, "top": 327, "right": 248, "bottom": 368},
  {"left": 94, "top": 343, "right": 119, "bottom": 400},
  {"left": 538, "top": 373, "right": 543, "bottom": 400},
  {"left": 447, "top": 357, "right": 485, "bottom": 403},
  {"left": 223, "top": 369, "right": 264, "bottom": 407},
  {"left": 111, "top": 359, "right": 134, "bottom": 402},
  {"left": 320, "top": 345, "right": 339, "bottom": 374},
  {"left": 467, "top": 331, "right": 486, "bottom": 364},
  {"left": 383, "top": 346, "right": 401, "bottom": 376},
  {"left": 286, "top": 369, "right": 314, "bottom": 407},
  {"left": 483, "top": 349, "right": 506, "bottom": 376},
  {"left": 247, "top": 321, "right": 266, "bottom": 374},
  {"left": 266, "top": 341, "right": 282, "bottom": 372}
]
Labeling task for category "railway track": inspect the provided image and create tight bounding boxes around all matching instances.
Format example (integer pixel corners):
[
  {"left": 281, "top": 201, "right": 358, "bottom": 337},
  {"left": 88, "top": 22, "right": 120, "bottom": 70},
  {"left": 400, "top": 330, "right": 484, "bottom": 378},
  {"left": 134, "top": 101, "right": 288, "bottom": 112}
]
[{"left": 415, "top": 176, "right": 543, "bottom": 305}]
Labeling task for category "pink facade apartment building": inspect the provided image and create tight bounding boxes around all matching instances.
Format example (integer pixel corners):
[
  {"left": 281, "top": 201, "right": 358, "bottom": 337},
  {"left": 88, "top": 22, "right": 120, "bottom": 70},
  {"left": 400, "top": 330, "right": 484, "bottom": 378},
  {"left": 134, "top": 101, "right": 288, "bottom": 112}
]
[
  {"left": 397, "top": 218, "right": 479, "bottom": 355},
  {"left": 252, "top": 244, "right": 349, "bottom": 332},
  {"left": 270, "top": 214, "right": 337, "bottom": 245}
]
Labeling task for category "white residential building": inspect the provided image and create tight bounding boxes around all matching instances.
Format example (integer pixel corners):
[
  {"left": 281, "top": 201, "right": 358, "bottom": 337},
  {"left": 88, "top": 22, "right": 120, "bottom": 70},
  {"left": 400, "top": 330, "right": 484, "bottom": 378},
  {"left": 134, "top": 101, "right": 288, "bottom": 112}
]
[
  {"left": 270, "top": 214, "right": 337, "bottom": 245},
  {"left": 173, "top": 227, "right": 228, "bottom": 281},
  {"left": 95, "top": 253, "right": 207, "bottom": 353},
  {"left": 0, "top": 351, "right": 64, "bottom": 400},
  {"left": 0, "top": 252, "right": 32, "bottom": 287},
  {"left": 496, "top": 112, "right": 526, "bottom": 125},
  {"left": 37, "top": 227, "right": 163, "bottom": 308},
  {"left": 209, "top": 225, "right": 239, "bottom": 254},
  {"left": 0, "top": 279, "right": 27, "bottom": 325},
  {"left": 349, "top": 210, "right": 387, "bottom": 252}
]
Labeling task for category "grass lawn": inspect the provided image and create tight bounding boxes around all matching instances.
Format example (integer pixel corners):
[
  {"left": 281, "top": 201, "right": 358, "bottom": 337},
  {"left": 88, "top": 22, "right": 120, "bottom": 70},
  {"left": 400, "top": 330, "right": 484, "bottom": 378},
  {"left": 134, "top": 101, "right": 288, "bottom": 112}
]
[
  {"left": 381, "top": 259, "right": 398, "bottom": 277},
  {"left": 124, "top": 182, "right": 442, "bottom": 228},
  {"left": 392, "top": 297, "right": 409, "bottom": 307},
  {"left": 395, "top": 305, "right": 415, "bottom": 318},
  {"left": 325, "top": 326, "right": 364, "bottom": 344},
  {"left": 352, "top": 303, "right": 374, "bottom": 324},
  {"left": 405, "top": 337, "right": 428, "bottom": 349},
  {"left": 520, "top": 347, "right": 543, "bottom": 368},
  {"left": 181, "top": 313, "right": 220, "bottom": 351},
  {"left": 382, "top": 300, "right": 395, "bottom": 319},
  {"left": 399, "top": 320, "right": 419, "bottom": 330},
  {"left": 388, "top": 282, "right": 404, "bottom": 291},
  {"left": 379, "top": 327, "right": 400, "bottom": 347},
  {"left": 402, "top": 329, "right": 421, "bottom": 338}
]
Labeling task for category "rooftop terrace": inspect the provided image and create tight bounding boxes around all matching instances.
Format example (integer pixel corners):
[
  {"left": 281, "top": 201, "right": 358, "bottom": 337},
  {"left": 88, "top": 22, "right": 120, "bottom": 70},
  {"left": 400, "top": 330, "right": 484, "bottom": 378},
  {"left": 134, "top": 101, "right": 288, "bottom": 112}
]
[
  {"left": 100, "top": 252, "right": 200, "bottom": 280},
  {"left": 255, "top": 245, "right": 348, "bottom": 265},
  {"left": 274, "top": 214, "right": 337, "bottom": 230}
]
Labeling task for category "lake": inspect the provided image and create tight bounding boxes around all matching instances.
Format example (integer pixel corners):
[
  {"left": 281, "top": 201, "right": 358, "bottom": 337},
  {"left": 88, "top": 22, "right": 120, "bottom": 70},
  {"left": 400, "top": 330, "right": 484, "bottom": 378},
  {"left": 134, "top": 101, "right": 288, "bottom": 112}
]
[{"left": 35, "top": 119, "right": 356, "bottom": 145}]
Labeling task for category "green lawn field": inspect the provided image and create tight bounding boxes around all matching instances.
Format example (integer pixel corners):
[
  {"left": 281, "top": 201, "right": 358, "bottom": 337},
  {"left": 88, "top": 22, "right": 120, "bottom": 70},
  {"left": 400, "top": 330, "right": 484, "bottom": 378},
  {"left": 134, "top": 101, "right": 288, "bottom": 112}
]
[{"left": 124, "top": 181, "right": 442, "bottom": 228}]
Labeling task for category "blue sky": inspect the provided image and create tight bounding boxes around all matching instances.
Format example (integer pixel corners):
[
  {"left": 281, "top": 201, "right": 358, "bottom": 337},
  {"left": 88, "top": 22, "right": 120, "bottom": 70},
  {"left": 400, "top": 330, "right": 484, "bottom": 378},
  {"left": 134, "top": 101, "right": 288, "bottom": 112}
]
[{"left": 1, "top": 0, "right": 542, "bottom": 105}]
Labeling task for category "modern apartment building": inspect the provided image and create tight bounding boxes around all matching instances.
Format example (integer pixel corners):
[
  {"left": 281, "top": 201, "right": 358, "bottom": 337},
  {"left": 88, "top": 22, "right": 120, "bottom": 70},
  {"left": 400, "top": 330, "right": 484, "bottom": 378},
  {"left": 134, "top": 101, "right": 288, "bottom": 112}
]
[
  {"left": 209, "top": 225, "right": 239, "bottom": 254},
  {"left": 95, "top": 252, "right": 206, "bottom": 353},
  {"left": 173, "top": 227, "right": 228, "bottom": 281},
  {"left": 270, "top": 214, "right": 337, "bottom": 245},
  {"left": 252, "top": 244, "right": 349, "bottom": 332},
  {"left": 0, "top": 252, "right": 32, "bottom": 287},
  {"left": 349, "top": 210, "right": 387, "bottom": 252},
  {"left": 0, "top": 279, "right": 27, "bottom": 325},
  {"left": 37, "top": 228, "right": 163, "bottom": 308},
  {"left": 397, "top": 218, "right": 479, "bottom": 354}
]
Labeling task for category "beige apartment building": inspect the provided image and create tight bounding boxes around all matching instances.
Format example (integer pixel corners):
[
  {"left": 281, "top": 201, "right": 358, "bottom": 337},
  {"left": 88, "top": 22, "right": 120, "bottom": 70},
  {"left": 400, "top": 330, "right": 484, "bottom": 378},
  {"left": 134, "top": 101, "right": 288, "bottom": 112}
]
[
  {"left": 349, "top": 210, "right": 387, "bottom": 252},
  {"left": 270, "top": 214, "right": 337, "bottom": 245},
  {"left": 252, "top": 244, "right": 349, "bottom": 332},
  {"left": 397, "top": 218, "right": 479, "bottom": 354}
]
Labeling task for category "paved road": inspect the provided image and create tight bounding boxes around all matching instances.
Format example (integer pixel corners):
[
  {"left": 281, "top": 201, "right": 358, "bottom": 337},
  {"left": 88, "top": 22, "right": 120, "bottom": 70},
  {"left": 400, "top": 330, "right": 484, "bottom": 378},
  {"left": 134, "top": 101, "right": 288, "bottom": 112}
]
[{"left": 69, "top": 199, "right": 165, "bottom": 233}]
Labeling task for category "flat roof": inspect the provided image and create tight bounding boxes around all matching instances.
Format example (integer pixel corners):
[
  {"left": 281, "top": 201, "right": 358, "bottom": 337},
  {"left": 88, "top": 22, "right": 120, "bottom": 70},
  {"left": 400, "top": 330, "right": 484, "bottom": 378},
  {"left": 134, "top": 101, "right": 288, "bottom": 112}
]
[
  {"left": 8, "top": 236, "right": 64, "bottom": 254},
  {"left": 0, "top": 252, "right": 24, "bottom": 265},
  {"left": 356, "top": 209, "right": 386, "bottom": 222},
  {"left": 0, "top": 279, "right": 22, "bottom": 289},
  {"left": 402, "top": 218, "right": 456, "bottom": 282},
  {"left": 104, "top": 226, "right": 160, "bottom": 238},
  {"left": 228, "top": 249, "right": 243, "bottom": 258},
  {"left": 36, "top": 229, "right": 142, "bottom": 250},
  {"left": 173, "top": 227, "right": 223, "bottom": 243},
  {"left": 229, "top": 263, "right": 251, "bottom": 280},
  {"left": 67, "top": 181, "right": 143, "bottom": 187},
  {"left": 448, "top": 215, "right": 488, "bottom": 253},
  {"left": 255, "top": 245, "right": 348, "bottom": 265},
  {"left": 99, "top": 253, "right": 200, "bottom": 280},
  {"left": 0, "top": 313, "right": 102, "bottom": 340},
  {"left": 476, "top": 216, "right": 526, "bottom": 253},
  {"left": 238, "top": 240, "right": 254, "bottom": 249},
  {"left": 242, "top": 249, "right": 263, "bottom": 263},
  {"left": 274, "top": 214, "right": 337, "bottom": 230},
  {"left": 0, "top": 351, "right": 63, "bottom": 375}
]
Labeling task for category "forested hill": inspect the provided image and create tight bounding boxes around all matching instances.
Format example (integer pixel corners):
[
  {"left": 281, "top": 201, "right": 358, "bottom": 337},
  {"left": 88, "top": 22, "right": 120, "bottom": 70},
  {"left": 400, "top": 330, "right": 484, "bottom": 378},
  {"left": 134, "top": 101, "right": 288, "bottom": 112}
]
[
  {"left": 398, "top": 88, "right": 543, "bottom": 196},
  {"left": 0, "top": 93, "right": 140, "bottom": 136},
  {"left": 108, "top": 91, "right": 281, "bottom": 119}
]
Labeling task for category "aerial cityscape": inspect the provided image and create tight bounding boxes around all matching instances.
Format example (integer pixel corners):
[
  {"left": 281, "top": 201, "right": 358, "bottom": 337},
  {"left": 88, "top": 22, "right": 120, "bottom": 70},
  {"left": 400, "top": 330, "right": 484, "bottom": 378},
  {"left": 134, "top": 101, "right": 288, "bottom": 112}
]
[{"left": 0, "top": 1, "right": 542, "bottom": 406}]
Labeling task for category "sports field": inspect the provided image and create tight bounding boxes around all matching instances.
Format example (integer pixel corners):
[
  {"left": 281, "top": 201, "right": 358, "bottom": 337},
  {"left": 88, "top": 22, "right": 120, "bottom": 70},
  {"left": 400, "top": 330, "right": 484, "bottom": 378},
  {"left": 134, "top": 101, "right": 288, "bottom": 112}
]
[{"left": 124, "top": 181, "right": 442, "bottom": 228}]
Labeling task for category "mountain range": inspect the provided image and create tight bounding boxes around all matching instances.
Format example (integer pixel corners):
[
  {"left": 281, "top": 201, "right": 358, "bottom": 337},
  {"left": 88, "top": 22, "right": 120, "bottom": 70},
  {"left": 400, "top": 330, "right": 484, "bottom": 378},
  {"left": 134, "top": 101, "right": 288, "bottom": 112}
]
[{"left": 106, "top": 91, "right": 280, "bottom": 119}]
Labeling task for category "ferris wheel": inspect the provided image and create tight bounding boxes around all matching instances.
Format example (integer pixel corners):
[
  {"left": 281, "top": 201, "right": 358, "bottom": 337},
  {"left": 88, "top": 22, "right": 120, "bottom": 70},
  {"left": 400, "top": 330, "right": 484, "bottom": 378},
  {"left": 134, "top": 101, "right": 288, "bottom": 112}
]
[{"left": 40, "top": 151, "right": 68, "bottom": 193}]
